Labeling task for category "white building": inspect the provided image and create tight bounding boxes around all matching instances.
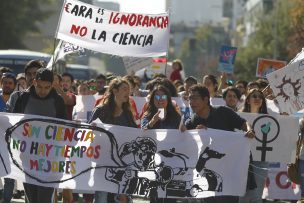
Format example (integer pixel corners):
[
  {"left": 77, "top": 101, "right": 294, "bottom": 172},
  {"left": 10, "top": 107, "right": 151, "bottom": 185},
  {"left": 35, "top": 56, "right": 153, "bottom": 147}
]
[
  {"left": 167, "top": 0, "right": 223, "bottom": 27},
  {"left": 243, "top": 0, "right": 273, "bottom": 45}
]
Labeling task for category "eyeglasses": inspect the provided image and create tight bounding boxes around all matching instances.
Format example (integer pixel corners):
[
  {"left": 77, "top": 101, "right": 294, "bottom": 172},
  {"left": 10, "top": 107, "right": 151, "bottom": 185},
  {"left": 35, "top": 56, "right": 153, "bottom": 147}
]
[
  {"left": 154, "top": 95, "right": 167, "bottom": 101},
  {"left": 251, "top": 93, "right": 263, "bottom": 99}
]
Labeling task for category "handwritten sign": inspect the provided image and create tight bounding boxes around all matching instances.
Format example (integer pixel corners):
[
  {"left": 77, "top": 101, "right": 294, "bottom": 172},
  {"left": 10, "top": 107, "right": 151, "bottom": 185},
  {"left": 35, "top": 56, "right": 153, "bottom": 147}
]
[
  {"left": 0, "top": 113, "right": 251, "bottom": 198},
  {"left": 56, "top": 0, "right": 169, "bottom": 57},
  {"left": 256, "top": 58, "right": 286, "bottom": 78},
  {"left": 218, "top": 45, "right": 237, "bottom": 74}
]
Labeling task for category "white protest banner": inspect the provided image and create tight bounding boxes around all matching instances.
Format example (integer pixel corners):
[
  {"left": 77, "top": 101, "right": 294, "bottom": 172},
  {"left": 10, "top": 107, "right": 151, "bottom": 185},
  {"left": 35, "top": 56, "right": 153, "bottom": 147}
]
[
  {"left": 123, "top": 57, "right": 153, "bottom": 74},
  {"left": 56, "top": 0, "right": 169, "bottom": 57},
  {"left": 210, "top": 97, "right": 226, "bottom": 107},
  {"left": 266, "top": 99, "right": 281, "bottom": 114},
  {"left": 46, "top": 40, "right": 85, "bottom": 69},
  {"left": 266, "top": 59, "right": 304, "bottom": 114},
  {"left": 72, "top": 95, "right": 98, "bottom": 122},
  {"left": 262, "top": 163, "right": 301, "bottom": 200},
  {"left": 238, "top": 112, "right": 299, "bottom": 162},
  {"left": 289, "top": 48, "right": 304, "bottom": 64},
  {"left": 0, "top": 113, "right": 250, "bottom": 198}
]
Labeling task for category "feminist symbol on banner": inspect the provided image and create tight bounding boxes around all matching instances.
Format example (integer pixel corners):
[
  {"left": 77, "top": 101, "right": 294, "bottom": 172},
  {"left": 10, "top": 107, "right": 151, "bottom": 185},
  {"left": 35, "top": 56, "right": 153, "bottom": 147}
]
[{"left": 253, "top": 115, "right": 280, "bottom": 161}]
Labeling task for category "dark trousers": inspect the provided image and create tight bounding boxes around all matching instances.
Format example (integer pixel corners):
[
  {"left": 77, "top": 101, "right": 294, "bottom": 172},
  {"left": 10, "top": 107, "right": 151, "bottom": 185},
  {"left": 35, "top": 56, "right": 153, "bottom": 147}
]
[
  {"left": 202, "top": 196, "right": 239, "bottom": 203},
  {"left": 23, "top": 183, "right": 55, "bottom": 203},
  {"left": 0, "top": 178, "right": 15, "bottom": 203},
  {"left": 150, "top": 197, "right": 177, "bottom": 203}
]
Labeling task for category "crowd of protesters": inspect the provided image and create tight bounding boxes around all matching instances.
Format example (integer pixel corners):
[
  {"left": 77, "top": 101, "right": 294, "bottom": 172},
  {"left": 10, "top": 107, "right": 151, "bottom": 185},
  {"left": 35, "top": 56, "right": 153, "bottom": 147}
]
[{"left": 0, "top": 58, "right": 303, "bottom": 203}]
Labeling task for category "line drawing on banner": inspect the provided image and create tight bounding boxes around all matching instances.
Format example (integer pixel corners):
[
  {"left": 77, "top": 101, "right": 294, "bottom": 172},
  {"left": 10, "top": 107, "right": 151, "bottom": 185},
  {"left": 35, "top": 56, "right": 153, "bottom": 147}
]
[
  {"left": 4, "top": 118, "right": 123, "bottom": 183},
  {"left": 252, "top": 115, "right": 280, "bottom": 161},
  {"left": 104, "top": 138, "right": 225, "bottom": 198},
  {"left": 275, "top": 76, "right": 304, "bottom": 112},
  {"left": 2, "top": 117, "right": 228, "bottom": 198}
]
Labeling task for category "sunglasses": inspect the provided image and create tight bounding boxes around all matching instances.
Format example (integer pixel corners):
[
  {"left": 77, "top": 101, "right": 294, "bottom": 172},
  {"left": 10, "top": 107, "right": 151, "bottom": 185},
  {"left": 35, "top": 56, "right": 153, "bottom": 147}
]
[
  {"left": 154, "top": 95, "right": 168, "bottom": 101},
  {"left": 251, "top": 93, "right": 263, "bottom": 99}
]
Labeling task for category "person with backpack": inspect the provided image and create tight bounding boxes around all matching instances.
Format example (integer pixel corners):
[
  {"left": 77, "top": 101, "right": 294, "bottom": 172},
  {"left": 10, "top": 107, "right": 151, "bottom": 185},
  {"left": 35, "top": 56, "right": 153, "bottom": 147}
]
[{"left": 12, "top": 68, "right": 67, "bottom": 203}]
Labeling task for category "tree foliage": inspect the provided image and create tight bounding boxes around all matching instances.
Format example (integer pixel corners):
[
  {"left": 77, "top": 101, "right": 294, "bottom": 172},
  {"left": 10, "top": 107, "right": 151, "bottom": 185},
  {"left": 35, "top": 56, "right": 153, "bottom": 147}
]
[
  {"left": 235, "top": 0, "right": 303, "bottom": 81},
  {"left": 178, "top": 25, "right": 230, "bottom": 77},
  {"left": 0, "top": 0, "right": 54, "bottom": 49}
]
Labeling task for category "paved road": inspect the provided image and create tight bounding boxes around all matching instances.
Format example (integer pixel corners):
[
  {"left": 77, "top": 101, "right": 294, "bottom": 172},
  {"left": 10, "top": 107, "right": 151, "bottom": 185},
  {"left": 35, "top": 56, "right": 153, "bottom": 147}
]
[{"left": 10, "top": 197, "right": 296, "bottom": 203}]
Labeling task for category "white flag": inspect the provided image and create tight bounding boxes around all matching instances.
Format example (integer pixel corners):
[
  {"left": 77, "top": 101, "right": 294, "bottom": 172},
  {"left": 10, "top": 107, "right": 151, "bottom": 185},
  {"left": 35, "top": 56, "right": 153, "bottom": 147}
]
[{"left": 46, "top": 40, "right": 85, "bottom": 69}]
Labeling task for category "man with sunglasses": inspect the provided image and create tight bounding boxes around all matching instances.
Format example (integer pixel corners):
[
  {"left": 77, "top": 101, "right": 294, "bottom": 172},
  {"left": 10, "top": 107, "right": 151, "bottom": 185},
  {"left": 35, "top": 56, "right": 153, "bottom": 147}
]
[{"left": 179, "top": 85, "right": 255, "bottom": 203}]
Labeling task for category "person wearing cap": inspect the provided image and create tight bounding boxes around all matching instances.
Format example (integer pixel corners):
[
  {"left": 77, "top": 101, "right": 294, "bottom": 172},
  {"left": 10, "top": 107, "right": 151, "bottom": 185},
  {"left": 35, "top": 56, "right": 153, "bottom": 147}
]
[
  {"left": 0, "top": 72, "right": 17, "bottom": 203},
  {"left": 16, "top": 73, "right": 26, "bottom": 91}
]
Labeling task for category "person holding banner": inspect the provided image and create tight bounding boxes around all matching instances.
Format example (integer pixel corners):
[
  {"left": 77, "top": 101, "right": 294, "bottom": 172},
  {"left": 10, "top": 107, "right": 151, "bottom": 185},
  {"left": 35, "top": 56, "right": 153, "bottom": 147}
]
[
  {"left": 89, "top": 77, "right": 137, "bottom": 203},
  {"left": 141, "top": 85, "right": 181, "bottom": 130},
  {"left": 141, "top": 85, "right": 181, "bottom": 203},
  {"left": 12, "top": 68, "right": 67, "bottom": 203},
  {"left": 240, "top": 88, "right": 268, "bottom": 203},
  {"left": 180, "top": 85, "right": 255, "bottom": 203}
]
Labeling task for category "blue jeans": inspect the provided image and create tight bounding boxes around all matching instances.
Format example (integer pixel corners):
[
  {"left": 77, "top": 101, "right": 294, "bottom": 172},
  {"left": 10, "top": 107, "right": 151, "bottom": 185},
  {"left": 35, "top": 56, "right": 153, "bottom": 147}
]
[
  {"left": 239, "top": 161, "right": 269, "bottom": 203},
  {"left": 0, "top": 178, "right": 15, "bottom": 203}
]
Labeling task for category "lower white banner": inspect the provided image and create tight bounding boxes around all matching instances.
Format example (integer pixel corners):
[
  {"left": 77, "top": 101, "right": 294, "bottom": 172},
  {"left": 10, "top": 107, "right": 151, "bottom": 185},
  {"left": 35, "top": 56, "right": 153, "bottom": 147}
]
[
  {"left": 238, "top": 112, "right": 299, "bottom": 163},
  {"left": 263, "top": 163, "right": 301, "bottom": 200},
  {"left": 0, "top": 113, "right": 250, "bottom": 198}
]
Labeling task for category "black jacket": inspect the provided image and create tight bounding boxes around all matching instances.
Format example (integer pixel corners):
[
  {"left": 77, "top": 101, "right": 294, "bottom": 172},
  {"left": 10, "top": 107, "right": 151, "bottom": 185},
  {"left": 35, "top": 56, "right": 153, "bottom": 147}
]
[{"left": 13, "top": 86, "right": 67, "bottom": 119}]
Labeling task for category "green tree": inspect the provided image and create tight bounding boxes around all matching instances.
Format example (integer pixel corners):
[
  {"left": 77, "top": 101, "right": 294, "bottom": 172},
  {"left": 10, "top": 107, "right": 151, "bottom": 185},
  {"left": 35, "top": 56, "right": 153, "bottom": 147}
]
[
  {"left": 0, "top": 0, "right": 54, "bottom": 49},
  {"left": 235, "top": 0, "right": 294, "bottom": 81},
  {"left": 288, "top": 0, "right": 304, "bottom": 58},
  {"left": 178, "top": 25, "right": 230, "bottom": 77}
]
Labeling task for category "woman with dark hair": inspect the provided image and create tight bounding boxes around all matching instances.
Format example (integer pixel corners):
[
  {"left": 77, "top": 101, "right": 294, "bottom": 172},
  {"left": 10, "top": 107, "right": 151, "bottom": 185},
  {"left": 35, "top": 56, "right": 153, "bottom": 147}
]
[
  {"left": 241, "top": 88, "right": 268, "bottom": 114},
  {"left": 141, "top": 85, "right": 181, "bottom": 203},
  {"left": 240, "top": 88, "right": 268, "bottom": 203},
  {"left": 89, "top": 77, "right": 137, "bottom": 203},
  {"left": 141, "top": 85, "right": 181, "bottom": 130}
]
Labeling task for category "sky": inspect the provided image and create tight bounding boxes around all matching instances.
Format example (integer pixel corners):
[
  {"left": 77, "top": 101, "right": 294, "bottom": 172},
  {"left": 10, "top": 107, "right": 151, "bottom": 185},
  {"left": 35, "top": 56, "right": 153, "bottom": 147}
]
[{"left": 100, "top": 0, "right": 166, "bottom": 14}]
